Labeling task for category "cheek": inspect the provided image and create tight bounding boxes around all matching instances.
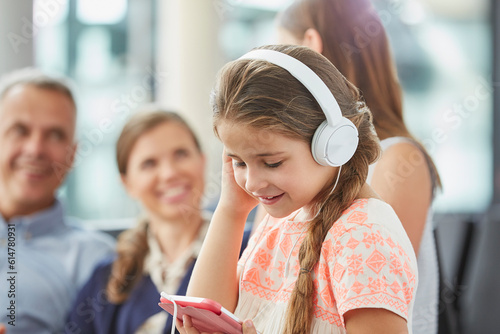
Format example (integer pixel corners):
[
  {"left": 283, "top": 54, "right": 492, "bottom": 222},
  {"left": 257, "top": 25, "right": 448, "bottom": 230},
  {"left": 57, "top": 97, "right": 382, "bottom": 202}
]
[
  {"left": 0, "top": 148, "right": 13, "bottom": 167},
  {"left": 191, "top": 160, "right": 205, "bottom": 179},
  {"left": 126, "top": 172, "right": 155, "bottom": 197},
  {"left": 49, "top": 143, "right": 73, "bottom": 164},
  {"left": 180, "top": 160, "right": 205, "bottom": 182},
  {"left": 1, "top": 140, "right": 21, "bottom": 163},
  {"left": 191, "top": 165, "right": 206, "bottom": 193}
]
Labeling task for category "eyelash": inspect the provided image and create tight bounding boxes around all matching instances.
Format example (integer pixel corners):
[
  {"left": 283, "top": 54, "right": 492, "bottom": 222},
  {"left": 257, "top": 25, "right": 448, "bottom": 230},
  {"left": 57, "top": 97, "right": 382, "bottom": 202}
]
[
  {"left": 265, "top": 162, "right": 282, "bottom": 168},
  {"left": 174, "top": 149, "right": 189, "bottom": 158},
  {"left": 232, "top": 161, "right": 282, "bottom": 168},
  {"left": 49, "top": 131, "right": 64, "bottom": 140},
  {"left": 12, "top": 125, "right": 28, "bottom": 136},
  {"left": 141, "top": 160, "right": 155, "bottom": 169},
  {"left": 233, "top": 161, "right": 246, "bottom": 168}
]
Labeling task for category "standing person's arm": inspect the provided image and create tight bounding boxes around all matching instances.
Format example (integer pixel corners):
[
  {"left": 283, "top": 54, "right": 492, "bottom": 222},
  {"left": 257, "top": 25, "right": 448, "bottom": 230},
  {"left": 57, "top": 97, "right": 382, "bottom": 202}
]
[
  {"left": 344, "top": 309, "right": 408, "bottom": 334},
  {"left": 370, "top": 142, "right": 432, "bottom": 253},
  {"left": 186, "top": 150, "right": 258, "bottom": 312}
]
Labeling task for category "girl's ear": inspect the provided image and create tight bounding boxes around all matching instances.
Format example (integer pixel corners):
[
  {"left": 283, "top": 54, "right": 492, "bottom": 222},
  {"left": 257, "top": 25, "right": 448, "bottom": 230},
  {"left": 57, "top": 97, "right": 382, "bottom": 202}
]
[{"left": 302, "top": 28, "right": 323, "bottom": 54}]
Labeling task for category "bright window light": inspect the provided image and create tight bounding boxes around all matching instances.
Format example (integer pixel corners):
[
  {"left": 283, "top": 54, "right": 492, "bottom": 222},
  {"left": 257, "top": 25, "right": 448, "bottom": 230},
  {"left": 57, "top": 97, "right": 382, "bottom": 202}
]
[
  {"left": 77, "top": 0, "right": 127, "bottom": 25},
  {"left": 33, "top": 0, "right": 69, "bottom": 27},
  {"left": 237, "top": 0, "right": 293, "bottom": 11}
]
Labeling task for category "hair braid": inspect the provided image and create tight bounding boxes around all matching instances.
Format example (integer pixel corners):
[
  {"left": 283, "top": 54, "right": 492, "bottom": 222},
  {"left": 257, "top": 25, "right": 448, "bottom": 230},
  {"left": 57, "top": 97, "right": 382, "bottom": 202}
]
[
  {"left": 283, "top": 103, "right": 379, "bottom": 333},
  {"left": 106, "top": 219, "right": 149, "bottom": 303}
]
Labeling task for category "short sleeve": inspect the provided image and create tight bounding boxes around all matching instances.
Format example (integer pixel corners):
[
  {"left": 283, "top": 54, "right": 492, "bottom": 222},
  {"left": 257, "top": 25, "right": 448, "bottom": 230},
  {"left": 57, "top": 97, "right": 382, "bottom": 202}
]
[{"left": 328, "top": 220, "right": 417, "bottom": 327}]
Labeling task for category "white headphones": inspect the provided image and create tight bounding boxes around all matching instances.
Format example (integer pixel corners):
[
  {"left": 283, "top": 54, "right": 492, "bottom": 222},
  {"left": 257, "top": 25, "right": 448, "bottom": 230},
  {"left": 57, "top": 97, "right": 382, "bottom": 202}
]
[{"left": 239, "top": 49, "right": 359, "bottom": 167}]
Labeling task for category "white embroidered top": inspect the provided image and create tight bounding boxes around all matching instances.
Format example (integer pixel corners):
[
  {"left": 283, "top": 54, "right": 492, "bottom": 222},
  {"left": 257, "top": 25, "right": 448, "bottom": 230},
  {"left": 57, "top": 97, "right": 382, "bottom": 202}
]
[{"left": 235, "top": 198, "right": 418, "bottom": 333}]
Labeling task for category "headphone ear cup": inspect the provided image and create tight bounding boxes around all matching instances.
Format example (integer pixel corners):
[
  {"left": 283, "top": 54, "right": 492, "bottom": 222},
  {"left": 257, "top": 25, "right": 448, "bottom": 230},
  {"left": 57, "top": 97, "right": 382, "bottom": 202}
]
[{"left": 311, "top": 118, "right": 359, "bottom": 167}]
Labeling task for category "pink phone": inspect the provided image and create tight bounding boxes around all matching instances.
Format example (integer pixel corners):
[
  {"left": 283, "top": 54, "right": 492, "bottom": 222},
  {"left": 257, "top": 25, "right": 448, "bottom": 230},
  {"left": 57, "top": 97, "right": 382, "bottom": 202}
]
[{"left": 159, "top": 292, "right": 243, "bottom": 334}]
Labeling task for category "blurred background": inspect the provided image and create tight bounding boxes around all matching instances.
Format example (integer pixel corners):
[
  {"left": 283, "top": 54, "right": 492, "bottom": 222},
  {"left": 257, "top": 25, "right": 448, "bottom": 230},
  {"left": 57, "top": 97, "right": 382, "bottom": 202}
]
[{"left": 0, "top": 0, "right": 498, "bottom": 332}]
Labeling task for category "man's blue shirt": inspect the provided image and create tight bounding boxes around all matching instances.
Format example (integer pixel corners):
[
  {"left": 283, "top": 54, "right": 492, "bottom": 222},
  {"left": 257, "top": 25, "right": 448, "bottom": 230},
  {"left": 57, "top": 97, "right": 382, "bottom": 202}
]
[{"left": 0, "top": 200, "right": 115, "bottom": 333}]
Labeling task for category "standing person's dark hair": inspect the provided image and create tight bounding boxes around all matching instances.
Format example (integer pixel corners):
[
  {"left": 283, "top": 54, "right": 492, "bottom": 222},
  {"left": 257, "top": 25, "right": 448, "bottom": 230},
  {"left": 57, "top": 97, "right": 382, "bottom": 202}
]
[
  {"left": 277, "top": 1, "right": 441, "bottom": 332},
  {"left": 278, "top": 0, "right": 440, "bottom": 190}
]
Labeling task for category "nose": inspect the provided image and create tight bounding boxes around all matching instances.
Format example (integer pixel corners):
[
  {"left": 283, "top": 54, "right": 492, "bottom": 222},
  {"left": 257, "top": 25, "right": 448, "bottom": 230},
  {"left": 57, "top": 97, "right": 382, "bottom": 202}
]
[
  {"left": 244, "top": 167, "right": 268, "bottom": 195},
  {"left": 158, "top": 160, "right": 179, "bottom": 181},
  {"left": 23, "top": 133, "right": 45, "bottom": 157}
]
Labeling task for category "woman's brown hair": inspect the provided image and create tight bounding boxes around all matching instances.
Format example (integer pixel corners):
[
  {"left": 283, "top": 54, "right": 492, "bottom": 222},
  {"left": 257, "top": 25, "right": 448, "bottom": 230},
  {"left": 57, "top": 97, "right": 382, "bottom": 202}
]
[
  {"left": 278, "top": 0, "right": 441, "bottom": 193},
  {"left": 107, "top": 107, "right": 201, "bottom": 303},
  {"left": 211, "top": 44, "right": 380, "bottom": 333}
]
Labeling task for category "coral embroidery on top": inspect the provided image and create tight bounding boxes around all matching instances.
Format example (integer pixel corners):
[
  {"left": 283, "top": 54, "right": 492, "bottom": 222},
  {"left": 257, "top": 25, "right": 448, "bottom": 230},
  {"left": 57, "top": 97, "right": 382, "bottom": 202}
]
[
  {"left": 366, "top": 249, "right": 388, "bottom": 274},
  {"left": 238, "top": 199, "right": 416, "bottom": 327}
]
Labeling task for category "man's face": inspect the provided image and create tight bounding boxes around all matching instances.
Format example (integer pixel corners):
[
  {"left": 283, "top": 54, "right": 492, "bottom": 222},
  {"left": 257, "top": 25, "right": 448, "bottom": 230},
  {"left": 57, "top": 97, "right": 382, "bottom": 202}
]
[{"left": 0, "top": 85, "right": 76, "bottom": 217}]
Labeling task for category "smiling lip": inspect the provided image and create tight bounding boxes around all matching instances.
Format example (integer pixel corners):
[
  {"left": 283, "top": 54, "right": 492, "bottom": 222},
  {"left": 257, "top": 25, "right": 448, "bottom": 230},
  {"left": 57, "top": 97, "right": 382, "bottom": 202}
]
[
  {"left": 258, "top": 193, "right": 284, "bottom": 205},
  {"left": 17, "top": 165, "right": 51, "bottom": 181},
  {"left": 157, "top": 185, "right": 190, "bottom": 204}
]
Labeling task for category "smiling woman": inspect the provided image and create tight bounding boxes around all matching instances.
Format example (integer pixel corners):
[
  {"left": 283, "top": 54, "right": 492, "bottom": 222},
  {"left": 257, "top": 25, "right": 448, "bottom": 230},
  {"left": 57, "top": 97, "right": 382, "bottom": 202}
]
[
  {"left": 66, "top": 106, "right": 216, "bottom": 334},
  {"left": 117, "top": 111, "right": 206, "bottom": 225}
]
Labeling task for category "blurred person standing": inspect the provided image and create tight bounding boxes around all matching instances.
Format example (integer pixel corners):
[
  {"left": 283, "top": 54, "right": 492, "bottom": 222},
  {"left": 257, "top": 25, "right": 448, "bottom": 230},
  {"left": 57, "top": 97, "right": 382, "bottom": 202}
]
[
  {"left": 0, "top": 68, "right": 115, "bottom": 333},
  {"left": 266, "top": 0, "right": 441, "bottom": 332}
]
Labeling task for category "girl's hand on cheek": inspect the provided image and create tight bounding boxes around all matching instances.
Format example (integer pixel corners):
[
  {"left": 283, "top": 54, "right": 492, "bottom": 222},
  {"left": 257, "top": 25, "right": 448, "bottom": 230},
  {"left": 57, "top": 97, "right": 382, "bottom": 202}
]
[{"left": 218, "top": 148, "right": 259, "bottom": 216}]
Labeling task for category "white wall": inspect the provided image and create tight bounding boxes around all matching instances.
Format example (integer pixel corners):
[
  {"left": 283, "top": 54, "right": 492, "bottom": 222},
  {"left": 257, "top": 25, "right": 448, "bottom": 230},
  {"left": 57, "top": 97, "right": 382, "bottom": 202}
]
[
  {"left": 156, "top": 0, "right": 225, "bottom": 206},
  {"left": 0, "top": 0, "right": 34, "bottom": 76}
]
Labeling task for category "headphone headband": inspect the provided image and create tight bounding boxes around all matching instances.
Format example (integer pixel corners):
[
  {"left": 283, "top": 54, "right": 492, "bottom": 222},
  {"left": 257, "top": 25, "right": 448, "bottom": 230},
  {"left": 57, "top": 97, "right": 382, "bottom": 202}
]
[
  {"left": 239, "top": 49, "right": 343, "bottom": 126},
  {"left": 237, "top": 48, "right": 359, "bottom": 167}
]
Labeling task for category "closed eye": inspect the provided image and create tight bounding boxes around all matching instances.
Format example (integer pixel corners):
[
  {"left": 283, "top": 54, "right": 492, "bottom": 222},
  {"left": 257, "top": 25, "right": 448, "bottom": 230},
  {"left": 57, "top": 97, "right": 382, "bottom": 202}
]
[
  {"left": 140, "top": 159, "right": 156, "bottom": 169},
  {"left": 174, "top": 148, "right": 189, "bottom": 159},
  {"left": 233, "top": 160, "right": 246, "bottom": 168},
  {"left": 265, "top": 161, "right": 282, "bottom": 168},
  {"left": 48, "top": 129, "right": 66, "bottom": 141},
  {"left": 10, "top": 124, "right": 29, "bottom": 137}
]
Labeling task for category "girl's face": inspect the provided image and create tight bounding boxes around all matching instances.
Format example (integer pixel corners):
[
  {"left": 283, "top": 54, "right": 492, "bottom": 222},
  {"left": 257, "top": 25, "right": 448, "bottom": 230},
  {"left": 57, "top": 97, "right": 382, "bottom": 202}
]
[
  {"left": 218, "top": 121, "right": 337, "bottom": 218},
  {"left": 122, "top": 121, "right": 205, "bottom": 221}
]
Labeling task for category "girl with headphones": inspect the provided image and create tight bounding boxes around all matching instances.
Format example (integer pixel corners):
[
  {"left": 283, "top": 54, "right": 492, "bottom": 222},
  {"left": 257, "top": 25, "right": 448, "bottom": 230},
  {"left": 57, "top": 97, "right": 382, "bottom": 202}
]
[{"left": 178, "top": 45, "right": 417, "bottom": 334}]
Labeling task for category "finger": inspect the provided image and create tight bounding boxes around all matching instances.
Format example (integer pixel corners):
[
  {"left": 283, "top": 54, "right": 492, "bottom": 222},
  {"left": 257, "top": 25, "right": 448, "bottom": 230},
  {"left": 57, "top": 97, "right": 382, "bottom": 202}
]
[
  {"left": 175, "top": 318, "right": 187, "bottom": 334},
  {"left": 221, "top": 148, "right": 234, "bottom": 173},
  {"left": 183, "top": 315, "right": 192, "bottom": 327},
  {"left": 181, "top": 315, "right": 200, "bottom": 334},
  {"left": 242, "top": 319, "right": 257, "bottom": 334}
]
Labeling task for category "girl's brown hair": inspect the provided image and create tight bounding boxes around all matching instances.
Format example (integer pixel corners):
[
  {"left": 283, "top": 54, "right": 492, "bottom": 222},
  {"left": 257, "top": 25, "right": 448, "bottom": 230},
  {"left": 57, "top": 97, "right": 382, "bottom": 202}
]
[
  {"left": 211, "top": 44, "right": 380, "bottom": 333},
  {"left": 278, "top": 0, "right": 441, "bottom": 194},
  {"left": 107, "top": 107, "right": 201, "bottom": 303}
]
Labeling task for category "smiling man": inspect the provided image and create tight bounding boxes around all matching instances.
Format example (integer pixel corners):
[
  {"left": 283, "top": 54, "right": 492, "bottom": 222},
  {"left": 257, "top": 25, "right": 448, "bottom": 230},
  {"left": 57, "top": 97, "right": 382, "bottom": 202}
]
[{"left": 0, "top": 69, "right": 115, "bottom": 333}]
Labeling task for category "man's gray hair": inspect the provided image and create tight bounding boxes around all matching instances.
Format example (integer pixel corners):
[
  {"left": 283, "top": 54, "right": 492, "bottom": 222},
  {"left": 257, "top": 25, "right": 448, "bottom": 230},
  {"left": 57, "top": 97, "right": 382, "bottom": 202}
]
[{"left": 0, "top": 68, "right": 76, "bottom": 111}]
